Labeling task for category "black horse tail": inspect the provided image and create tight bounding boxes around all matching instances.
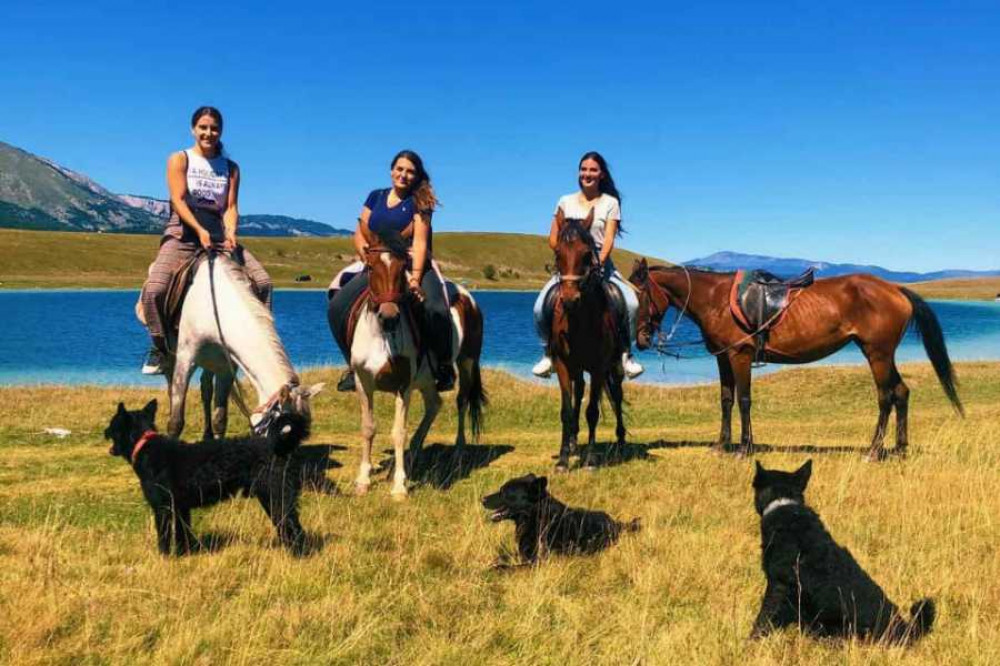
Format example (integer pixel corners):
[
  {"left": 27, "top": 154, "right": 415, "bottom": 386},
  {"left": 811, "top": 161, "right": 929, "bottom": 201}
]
[
  {"left": 465, "top": 357, "right": 488, "bottom": 442},
  {"left": 901, "top": 288, "right": 964, "bottom": 416},
  {"left": 267, "top": 413, "right": 310, "bottom": 457}
]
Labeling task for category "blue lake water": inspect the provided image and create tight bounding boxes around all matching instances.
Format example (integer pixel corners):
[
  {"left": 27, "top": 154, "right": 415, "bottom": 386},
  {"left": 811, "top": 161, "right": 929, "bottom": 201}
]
[{"left": 3, "top": 290, "right": 1000, "bottom": 386}]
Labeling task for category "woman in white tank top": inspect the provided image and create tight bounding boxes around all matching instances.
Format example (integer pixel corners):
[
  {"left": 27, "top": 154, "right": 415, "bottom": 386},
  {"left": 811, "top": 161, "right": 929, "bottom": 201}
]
[
  {"left": 139, "top": 107, "right": 272, "bottom": 374},
  {"left": 531, "top": 152, "right": 644, "bottom": 380}
]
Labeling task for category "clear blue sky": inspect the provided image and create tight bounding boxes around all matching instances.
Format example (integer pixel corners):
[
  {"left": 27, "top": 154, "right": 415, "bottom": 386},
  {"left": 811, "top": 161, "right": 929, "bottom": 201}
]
[{"left": 2, "top": 1, "right": 998, "bottom": 270}]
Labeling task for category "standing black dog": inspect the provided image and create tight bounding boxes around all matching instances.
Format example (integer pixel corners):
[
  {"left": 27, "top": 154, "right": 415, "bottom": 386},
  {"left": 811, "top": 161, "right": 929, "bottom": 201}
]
[
  {"left": 482, "top": 473, "right": 639, "bottom": 564},
  {"left": 751, "top": 460, "right": 935, "bottom": 644},
  {"left": 104, "top": 399, "right": 308, "bottom": 555}
]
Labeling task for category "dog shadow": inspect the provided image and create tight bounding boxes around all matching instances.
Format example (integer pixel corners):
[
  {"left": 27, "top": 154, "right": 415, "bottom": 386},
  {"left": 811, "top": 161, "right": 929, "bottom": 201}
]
[
  {"left": 190, "top": 530, "right": 239, "bottom": 555},
  {"left": 292, "top": 444, "right": 346, "bottom": 495},
  {"left": 376, "top": 443, "right": 515, "bottom": 490}
]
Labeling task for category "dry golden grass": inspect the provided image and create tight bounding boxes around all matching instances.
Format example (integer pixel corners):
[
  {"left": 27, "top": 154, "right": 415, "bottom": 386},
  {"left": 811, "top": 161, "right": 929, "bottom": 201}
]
[
  {"left": 1, "top": 363, "right": 998, "bottom": 664},
  {"left": 907, "top": 277, "right": 1000, "bottom": 301}
]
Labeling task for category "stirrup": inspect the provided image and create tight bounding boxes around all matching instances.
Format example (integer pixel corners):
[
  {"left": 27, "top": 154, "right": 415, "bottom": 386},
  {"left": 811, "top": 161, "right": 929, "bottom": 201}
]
[{"left": 532, "top": 355, "right": 553, "bottom": 378}]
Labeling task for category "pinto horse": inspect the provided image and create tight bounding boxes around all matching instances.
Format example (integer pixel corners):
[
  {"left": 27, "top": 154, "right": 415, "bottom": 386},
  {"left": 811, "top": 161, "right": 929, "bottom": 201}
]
[
  {"left": 629, "top": 259, "right": 963, "bottom": 460},
  {"left": 548, "top": 208, "right": 626, "bottom": 471},
  {"left": 345, "top": 231, "right": 487, "bottom": 498}
]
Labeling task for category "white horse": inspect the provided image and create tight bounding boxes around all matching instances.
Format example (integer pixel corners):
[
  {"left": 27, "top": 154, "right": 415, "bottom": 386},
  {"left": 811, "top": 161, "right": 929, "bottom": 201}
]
[
  {"left": 144, "top": 252, "right": 323, "bottom": 439},
  {"left": 345, "top": 237, "right": 486, "bottom": 499}
]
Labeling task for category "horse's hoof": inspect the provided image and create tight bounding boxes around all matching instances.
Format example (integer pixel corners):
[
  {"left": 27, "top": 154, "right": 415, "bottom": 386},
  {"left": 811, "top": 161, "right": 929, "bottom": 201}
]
[
  {"left": 555, "top": 463, "right": 569, "bottom": 474},
  {"left": 865, "top": 450, "right": 887, "bottom": 463},
  {"left": 390, "top": 488, "right": 408, "bottom": 501},
  {"left": 354, "top": 482, "right": 371, "bottom": 496}
]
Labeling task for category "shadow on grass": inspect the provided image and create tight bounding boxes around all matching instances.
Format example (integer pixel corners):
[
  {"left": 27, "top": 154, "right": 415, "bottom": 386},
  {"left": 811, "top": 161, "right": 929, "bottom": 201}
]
[
  {"left": 190, "top": 530, "right": 329, "bottom": 558},
  {"left": 293, "top": 443, "right": 346, "bottom": 495},
  {"left": 644, "top": 439, "right": 873, "bottom": 457},
  {"left": 376, "top": 443, "right": 516, "bottom": 490}
]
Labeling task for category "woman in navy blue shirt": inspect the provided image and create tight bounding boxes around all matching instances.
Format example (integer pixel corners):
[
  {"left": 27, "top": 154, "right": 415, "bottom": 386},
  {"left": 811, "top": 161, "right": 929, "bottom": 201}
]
[{"left": 328, "top": 150, "right": 455, "bottom": 392}]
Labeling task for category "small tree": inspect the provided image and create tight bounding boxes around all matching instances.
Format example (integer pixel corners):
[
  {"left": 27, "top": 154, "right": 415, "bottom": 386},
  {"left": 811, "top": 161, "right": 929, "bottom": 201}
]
[{"left": 483, "top": 264, "right": 498, "bottom": 281}]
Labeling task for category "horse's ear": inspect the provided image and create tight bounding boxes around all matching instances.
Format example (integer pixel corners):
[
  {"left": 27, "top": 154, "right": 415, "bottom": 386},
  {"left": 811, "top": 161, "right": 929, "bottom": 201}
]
[
  {"left": 631, "top": 257, "right": 649, "bottom": 284},
  {"left": 305, "top": 382, "right": 326, "bottom": 398},
  {"left": 581, "top": 207, "right": 594, "bottom": 231}
]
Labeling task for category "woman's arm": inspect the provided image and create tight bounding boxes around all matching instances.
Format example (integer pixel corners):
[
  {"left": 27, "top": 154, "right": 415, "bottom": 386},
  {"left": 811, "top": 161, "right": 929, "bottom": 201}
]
[
  {"left": 599, "top": 218, "right": 619, "bottom": 264},
  {"left": 409, "top": 212, "right": 431, "bottom": 293},
  {"left": 547, "top": 213, "right": 560, "bottom": 250},
  {"left": 222, "top": 162, "right": 240, "bottom": 250},
  {"left": 166, "top": 152, "right": 212, "bottom": 249},
  {"left": 354, "top": 207, "right": 372, "bottom": 258}
]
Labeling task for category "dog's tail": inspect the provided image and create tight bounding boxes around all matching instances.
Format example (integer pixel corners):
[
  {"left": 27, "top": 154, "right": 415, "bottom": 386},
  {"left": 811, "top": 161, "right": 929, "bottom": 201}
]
[
  {"left": 267, "top": 413, "right": 310, "bottom": 457},
  {"left": 891, "top": 598, "right": 936, "bottom": 644}
]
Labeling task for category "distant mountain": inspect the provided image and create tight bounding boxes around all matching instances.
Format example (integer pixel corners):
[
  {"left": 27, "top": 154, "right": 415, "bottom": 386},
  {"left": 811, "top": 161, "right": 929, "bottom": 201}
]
[
  {"left": 685, "top": 251, "right": 1000, "bottom": 283},
  {"left": 0, "top": 141, "right": 351, "bottom": 237}
]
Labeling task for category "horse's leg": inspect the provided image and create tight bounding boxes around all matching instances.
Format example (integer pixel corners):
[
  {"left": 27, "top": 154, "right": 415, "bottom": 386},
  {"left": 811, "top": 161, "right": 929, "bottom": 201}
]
[
  {"left": 571, "top": 371, "right": 584, "bottom": 457},
  {"left": 731, "top": 352, "right": 755, "bottom": 456},
  {"left": 892, "top": 364, "right": 910, "bottom": 453},
  {"left": 199, "top": 369, "right": 214, "bottom": 441},
  {"left": 212, "top": 372, "right": 233, "bottom": 439},
  {"left": 409, "top": 386, "right": 442, "bottom": 472},
  {"left": 167, "top": 346, "right": 196, "bottom": 438},
  {"left": 863, "top": 352, "right": 896, "bottom": 462},
  {"left": 390, "top": 389, "right": 412, "bottom": 499},
  {"left": 355, "top": 379, "right": 376, "bottom": 495},
  {"left": 608, "top": 370, "right": 626, "bottom": 451},
  {"left": 555, "top": 362, "right": 574, "bottom": 472},
  {"left": 455, "top": 358, "right": 473, "bottom": 449},
  {"left": 583, "top": 373, "right": 603, "bottom": 468},
  {"left": 715, "top": 355, "right": 735, "bottom": 448}
]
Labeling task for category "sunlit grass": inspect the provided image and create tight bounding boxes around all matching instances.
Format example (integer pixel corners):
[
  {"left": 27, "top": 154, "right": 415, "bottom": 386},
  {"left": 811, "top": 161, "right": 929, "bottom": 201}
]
[{"left": 0, "top": 363, "right": 998, "bottom": 664}]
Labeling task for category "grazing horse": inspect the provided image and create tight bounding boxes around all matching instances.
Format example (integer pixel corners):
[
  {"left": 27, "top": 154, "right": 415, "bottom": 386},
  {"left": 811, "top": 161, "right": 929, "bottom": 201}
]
[
  {"left": 628, "top": 259, "right": 963, "bottom": 460},
  {"left": 548, "top": 208, "right": 626, "bottom": 471},
  {"left": 346, "top": 231, "right": 486, "bottom": 498},
  {"left": 160, "top": 252, "right": 323, "bottom": 439}
]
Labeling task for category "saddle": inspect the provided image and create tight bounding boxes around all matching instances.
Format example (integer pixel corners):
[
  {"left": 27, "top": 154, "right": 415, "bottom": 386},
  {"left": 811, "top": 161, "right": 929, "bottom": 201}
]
[{"left": 729, "top": 268, "right": 814, "bottom": 363}]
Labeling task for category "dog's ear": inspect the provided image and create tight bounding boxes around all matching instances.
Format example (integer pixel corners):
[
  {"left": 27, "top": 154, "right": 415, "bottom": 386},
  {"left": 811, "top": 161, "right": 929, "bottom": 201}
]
[
  {"left": 142, "top": 399, "right": 158, "bottom": 420},
  {"left": 752, "top": 461, "right": 767, "bottom": 488},
  {"left": 116, "top": 402, "right": 127, "bottom": 415},
  {"left": 793, "top": 459, "right": 812, "bottom": 492},
  {"left": 533, "top": 475, "right": 548, "bottom": 496}
]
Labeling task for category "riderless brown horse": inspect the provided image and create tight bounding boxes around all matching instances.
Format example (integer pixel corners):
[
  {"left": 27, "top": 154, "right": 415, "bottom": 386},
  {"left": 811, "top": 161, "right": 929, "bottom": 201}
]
[
  {"left": 628, "top": 259, "right": 963, "bottom": 460},
  {"left": 549, "top": 208, "right": 626, "bottom": 471}
]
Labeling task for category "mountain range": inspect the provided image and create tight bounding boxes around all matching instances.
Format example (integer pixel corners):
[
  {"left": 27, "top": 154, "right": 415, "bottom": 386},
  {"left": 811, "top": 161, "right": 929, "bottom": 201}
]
[
  {"left": 0, "top": 141, "right": 350, "bottom": 237},
  {"left": 685, "top": 251, "right": 1000, "bottom": 284}
]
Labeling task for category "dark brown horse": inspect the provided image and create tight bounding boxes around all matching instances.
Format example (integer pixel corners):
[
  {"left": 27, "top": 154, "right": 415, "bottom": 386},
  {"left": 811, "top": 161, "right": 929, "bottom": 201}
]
[
  {"left": 548, "top": 208, "right": 626, "bottom": 471},
  {"left": 628, "top": 259, "right": 963, "bottom": 460}
]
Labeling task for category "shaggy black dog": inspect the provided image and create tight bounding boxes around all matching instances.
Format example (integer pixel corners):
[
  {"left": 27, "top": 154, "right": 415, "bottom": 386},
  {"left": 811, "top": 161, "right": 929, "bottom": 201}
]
[
  {"left": 751, "top": 460, "right": 935, "bottom": 644},
  {"left": 482, "top": 473, "right": 639, "bottom": 565},
  {"left": 104, "top": 399, "right": 308, "bottom": 555}
]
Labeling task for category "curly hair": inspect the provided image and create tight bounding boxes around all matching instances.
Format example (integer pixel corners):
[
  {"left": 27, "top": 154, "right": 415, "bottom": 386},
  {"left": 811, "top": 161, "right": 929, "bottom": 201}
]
[{"left": 392, "top": 149, "right": 439, "bottom": 213}]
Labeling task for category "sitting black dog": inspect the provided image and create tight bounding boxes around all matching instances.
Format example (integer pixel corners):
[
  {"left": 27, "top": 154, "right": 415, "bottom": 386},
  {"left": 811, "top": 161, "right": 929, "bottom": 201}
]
[
  {"left": 751, "top": 460, "right": 935, "bottom": 644},
  {"left": 104, "top": 399, "right": 308, "bottom": 555},
  {"left": 482, "top": 473, "right": 639, "bottom": 565}
]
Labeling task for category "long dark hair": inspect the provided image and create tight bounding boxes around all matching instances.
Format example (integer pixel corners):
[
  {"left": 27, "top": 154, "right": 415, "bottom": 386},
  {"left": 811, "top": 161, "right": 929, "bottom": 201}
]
[
  {"left": 392, "top": 149, "right": 438, "bottom": 213},
  {"left": 578, "top": 151, "right": 623, "bottom": 234},
  {"left": 190, "top": 106, "right": 225, "bottom": 156}
]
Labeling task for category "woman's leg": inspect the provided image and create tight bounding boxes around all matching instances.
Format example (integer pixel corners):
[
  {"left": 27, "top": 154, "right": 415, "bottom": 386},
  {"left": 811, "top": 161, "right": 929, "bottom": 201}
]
[
  {"left": 531, "top": 276, "right": 559, "bottom": 376},
  {"left": 420, "top": 268, "right": 455, "bottom": 390},
  {"left": 140, "top": 238, "right": 198, "bottom": 373},
  {"left": 608, "top": 272, "right": 644, "bottom": 379},
  {"left": 327, "top": 271, "right": 370, "bottom": 363},
  {"left": 238, "top": 246, "right": 273, "bottom": 309}
]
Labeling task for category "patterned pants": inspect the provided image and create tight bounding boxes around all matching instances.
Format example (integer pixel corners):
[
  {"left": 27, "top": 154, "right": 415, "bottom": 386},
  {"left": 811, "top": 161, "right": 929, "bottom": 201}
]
[{"left": 141, "top": 237, "right": 272, "bottom": 338}]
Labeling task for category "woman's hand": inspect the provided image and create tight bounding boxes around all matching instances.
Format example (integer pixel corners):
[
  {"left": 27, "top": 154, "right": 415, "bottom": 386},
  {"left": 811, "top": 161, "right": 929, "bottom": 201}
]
[
  {"left": 196, "top": 227, "right": 213, "bottom": 250},
  {"left": 224, "top": 227, "right": 238, "bottom": 251},
  {"left": 408, "top": 274, "right": 425, "bottom": 302}
]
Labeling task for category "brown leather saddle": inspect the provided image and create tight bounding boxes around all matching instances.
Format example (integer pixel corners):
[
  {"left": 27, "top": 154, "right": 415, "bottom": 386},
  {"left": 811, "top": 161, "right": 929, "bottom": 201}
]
[{"left": 729, "top": 268, "right": 814, "bottom": 362}]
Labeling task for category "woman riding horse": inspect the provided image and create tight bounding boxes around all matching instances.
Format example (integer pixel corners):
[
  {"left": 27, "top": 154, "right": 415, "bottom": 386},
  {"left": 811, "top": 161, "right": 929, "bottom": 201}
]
[
  {"left": 140, "top": 106, "right": 271, "bottom": 374},
  {"left": 531, "top": 152, "right": 643, "bottom": 380},
  {"left": 327, "top": 150, "right": 455, "bottom": 393}
]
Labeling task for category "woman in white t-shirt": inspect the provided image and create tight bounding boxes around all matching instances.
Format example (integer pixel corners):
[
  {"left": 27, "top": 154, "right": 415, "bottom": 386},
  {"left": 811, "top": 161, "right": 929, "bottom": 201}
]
[{"left": 532, "top": 152, "right": 643, "bottom": 379}]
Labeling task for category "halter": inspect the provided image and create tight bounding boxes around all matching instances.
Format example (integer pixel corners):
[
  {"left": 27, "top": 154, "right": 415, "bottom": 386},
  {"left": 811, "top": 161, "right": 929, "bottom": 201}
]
[
  {"left": 638, "top": 265, "right": 691, "bottom": 347},
  {"left": 249, "top": 382, "right": 299, "bottom": 437},
  {"left": 364, "top": 246, "right": 409, "bottom": 307}
]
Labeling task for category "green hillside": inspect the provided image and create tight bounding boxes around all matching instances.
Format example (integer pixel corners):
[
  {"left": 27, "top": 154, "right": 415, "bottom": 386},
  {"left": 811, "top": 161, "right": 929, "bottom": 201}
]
[{"left": 0, "top": 229, "right": 664, "bottom": 290}]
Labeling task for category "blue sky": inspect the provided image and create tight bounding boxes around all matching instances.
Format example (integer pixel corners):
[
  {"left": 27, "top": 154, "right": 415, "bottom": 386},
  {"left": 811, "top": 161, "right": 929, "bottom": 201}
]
[{"left": 2, "top": 1, "right": 998, "bottom": 270}]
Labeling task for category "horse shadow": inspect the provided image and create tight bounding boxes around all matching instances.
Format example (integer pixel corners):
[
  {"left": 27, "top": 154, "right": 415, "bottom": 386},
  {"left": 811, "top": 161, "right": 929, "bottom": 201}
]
[
  {"left": 292, "top": 443, "right": 346, "bottom": 495},
  {"left": 376, "top": 443, "right": 515, "bottom": 490},
  {"left": 560, "top": 438, "right": 694, "bottom": 470},
  {"left": 644, "top": 439, "right": 873, "bottom": 457}
]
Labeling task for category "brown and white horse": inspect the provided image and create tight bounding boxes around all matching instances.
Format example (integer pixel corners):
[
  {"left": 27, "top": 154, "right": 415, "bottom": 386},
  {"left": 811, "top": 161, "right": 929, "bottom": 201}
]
[
  {"left": 347, "top": 231, "right": 487, "bottom": 498},
  {"left": 629, "top": 259, "right": 963, "bottom": 459}
]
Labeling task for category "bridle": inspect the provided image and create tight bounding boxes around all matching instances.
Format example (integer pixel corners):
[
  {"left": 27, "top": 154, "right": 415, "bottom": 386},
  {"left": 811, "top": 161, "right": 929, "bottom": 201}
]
[
  {"left": 364, "top": 246, "right": 409, "bottom": 308},
  {"left": 637, "top": 265, "right": 691, "bottom": 348}
]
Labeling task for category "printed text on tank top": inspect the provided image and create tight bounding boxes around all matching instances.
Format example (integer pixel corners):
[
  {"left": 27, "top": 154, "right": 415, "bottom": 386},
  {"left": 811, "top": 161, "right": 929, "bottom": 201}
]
[{"left": 184, "top": 148, "right": 230, "bottom": 213}]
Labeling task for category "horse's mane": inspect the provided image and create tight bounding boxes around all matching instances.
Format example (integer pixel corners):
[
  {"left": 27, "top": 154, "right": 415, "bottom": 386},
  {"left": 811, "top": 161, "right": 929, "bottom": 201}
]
[
  {"left": 373, "top": 230, "right": 410, "bottom": 259},
  {"left": 214, "top": 255, "right": 297, "bottom": 380},
  {"left": 557, "top": 218, "right": 597, "bottom": 252}
]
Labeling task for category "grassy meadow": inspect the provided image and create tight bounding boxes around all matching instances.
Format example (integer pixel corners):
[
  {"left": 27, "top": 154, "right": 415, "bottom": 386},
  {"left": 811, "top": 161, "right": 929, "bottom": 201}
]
[{"left": 1, "top": 363, "right": 999, "bottom": 664}]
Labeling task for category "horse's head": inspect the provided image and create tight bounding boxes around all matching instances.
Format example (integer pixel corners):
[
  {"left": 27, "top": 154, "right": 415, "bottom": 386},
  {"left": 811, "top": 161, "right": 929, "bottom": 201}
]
[
  {"left": 629, "top": 257, "right": 668, "bottom": 350},
  {"left": 252, "top": 382, "right": 325, "bottom": 438},
  {"left": 364, "top": 229, "right": 411, "bottom": 331},
  {"left": 553, "top": 207, "right": 599, "bottom": 310}
]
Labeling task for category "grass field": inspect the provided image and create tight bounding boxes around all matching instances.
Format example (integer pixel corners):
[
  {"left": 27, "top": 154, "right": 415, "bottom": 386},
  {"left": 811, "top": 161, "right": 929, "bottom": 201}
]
[
  {"left": 0, "top": 229, "right": 655, "bottom": 291},
  {"left": 1, "top": 362, "right": 998, "bottom": 664}
]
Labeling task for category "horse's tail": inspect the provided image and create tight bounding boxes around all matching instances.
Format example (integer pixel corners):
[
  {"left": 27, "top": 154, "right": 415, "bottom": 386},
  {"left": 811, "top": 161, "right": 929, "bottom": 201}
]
[
  {"left": 267, "top": 413, "right": 310, "bottom": 457},
  {"left": 467, "top": 357, "right": 488, "bottom": 442},
  {"left": 901, "top": 288, "right": 964, "bottom": 416}
]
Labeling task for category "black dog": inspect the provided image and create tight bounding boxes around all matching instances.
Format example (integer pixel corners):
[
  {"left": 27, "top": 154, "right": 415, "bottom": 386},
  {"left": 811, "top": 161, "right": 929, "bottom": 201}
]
[
  {"left": 104, "top": 399, "right": 308, "bottom": 555},
  {"left": 751, "top": 460, "right": 935, "bottom": 644},
  {"left": 482, "top": 473, "right": 639, "bottom": 564}
]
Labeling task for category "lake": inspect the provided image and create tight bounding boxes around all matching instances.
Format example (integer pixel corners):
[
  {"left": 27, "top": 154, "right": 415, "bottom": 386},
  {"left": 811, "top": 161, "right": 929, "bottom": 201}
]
[{"left": 4, "top": 290, "right": 1000, "bottom": 386}]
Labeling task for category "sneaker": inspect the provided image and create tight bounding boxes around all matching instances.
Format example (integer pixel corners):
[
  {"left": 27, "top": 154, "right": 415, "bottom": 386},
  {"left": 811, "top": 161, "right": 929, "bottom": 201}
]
[
  {"left": 337, "top": 370, "right": 356, "bottom": 392},
  {"left": 622, "top": 352, "right": 644, "bottom": 380},
  {"left": 532, "top": 355, "right": 554, "bottom": 378},
  {"left": 141, "top": 348, "right": 166, "bottom": 375}
]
